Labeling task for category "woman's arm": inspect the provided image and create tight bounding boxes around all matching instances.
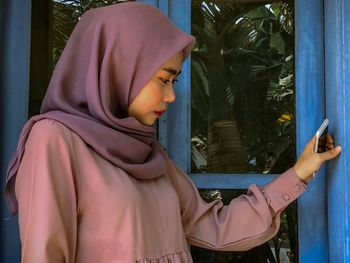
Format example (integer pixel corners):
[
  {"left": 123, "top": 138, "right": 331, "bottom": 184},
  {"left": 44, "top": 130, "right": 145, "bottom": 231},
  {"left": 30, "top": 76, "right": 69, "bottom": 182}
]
[
  {"left": 166, "top": 135, "right": 340, "bottom": 251},
  {"left": 169, "top": 162, "right": 305, "bottom": 251},
  {"left": 15, "top": 120, "right": 79, "bottom": 262}
]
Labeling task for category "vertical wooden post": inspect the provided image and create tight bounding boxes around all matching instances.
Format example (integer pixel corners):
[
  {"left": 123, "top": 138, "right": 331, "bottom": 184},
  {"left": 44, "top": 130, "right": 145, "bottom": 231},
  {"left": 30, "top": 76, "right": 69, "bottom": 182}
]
[
  {"left": 295, "top": 0, "right": 328, "bottom": 262},
  {"left": 325, "top": 0, "right": 350, "bottom": 262}
]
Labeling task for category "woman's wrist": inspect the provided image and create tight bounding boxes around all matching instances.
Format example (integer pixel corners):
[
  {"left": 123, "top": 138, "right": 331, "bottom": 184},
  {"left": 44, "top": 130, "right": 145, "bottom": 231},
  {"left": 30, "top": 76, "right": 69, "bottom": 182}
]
[{"left": 293, "top": 163, "right": 311, "bottom": 184}]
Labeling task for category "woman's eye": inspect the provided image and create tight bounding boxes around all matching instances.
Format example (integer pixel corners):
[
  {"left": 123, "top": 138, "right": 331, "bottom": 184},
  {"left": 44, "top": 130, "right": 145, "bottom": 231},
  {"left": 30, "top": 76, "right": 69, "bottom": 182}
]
[
  {"left": 160, "top": 78, "right": 178, "bottom": 84},
  {"left": 160, "top": 78, "right": 169, "bottom": 84}
]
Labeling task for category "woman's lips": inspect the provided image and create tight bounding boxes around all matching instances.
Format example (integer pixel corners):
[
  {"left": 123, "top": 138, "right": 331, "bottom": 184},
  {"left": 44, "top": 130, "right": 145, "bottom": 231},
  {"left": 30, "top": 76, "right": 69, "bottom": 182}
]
[{"left": 154, "top": 110, "right": 166, "bottom": 117}]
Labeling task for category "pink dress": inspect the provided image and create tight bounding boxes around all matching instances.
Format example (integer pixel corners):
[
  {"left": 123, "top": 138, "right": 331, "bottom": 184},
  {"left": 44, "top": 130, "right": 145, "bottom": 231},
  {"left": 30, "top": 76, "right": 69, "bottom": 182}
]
[{"left": 15, "top": 119, "right": 306, "bottom": 262}]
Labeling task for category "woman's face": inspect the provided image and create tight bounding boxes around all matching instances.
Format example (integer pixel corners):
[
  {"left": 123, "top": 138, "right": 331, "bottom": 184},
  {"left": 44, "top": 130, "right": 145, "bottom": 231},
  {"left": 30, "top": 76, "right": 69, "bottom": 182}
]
[{"left": 128, "top": 52, "right": 183, "bottom": 126}]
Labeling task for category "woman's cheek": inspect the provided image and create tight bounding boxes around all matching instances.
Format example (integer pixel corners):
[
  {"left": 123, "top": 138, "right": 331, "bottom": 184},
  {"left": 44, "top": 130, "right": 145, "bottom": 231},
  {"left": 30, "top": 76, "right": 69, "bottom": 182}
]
[{"left": 154, "top": 85, "right": 166, "bottom": 101}]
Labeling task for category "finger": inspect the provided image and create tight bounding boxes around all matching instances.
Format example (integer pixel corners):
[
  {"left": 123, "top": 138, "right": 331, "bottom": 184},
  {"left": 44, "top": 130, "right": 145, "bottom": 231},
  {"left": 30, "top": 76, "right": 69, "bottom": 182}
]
[
  {"left": 326, "top": 143, "right": 335, "bottom": 150},
  {"left": 319, "top": 141, "right": 326, "bottom": 147},
  {"left": 326, "top": 134, "right": 334, "bottom": 144},
  {"left": 319, "top": 146, "right": 342, "bottom": 161},
  {"left": 318, "top": 143, "right": 334, "bottom": 152}
]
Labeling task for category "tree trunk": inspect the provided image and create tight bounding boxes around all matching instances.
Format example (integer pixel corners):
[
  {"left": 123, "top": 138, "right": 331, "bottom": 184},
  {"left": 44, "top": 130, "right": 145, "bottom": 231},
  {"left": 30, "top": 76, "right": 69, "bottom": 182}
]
[{"left": 207, "top": 119, "right": 247, "bottom": 173}]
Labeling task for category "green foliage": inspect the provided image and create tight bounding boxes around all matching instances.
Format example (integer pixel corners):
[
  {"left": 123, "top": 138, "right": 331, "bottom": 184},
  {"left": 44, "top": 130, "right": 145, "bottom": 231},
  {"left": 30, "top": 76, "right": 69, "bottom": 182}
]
[
  {"left": 191, "top": 0, "right": 295, "bottom": 174},
  {"left": 52, "top": 0, "right": 124, "bottom": 65},
  {"left": 191, "top": 1, "right": 297, "bottom": 262}
]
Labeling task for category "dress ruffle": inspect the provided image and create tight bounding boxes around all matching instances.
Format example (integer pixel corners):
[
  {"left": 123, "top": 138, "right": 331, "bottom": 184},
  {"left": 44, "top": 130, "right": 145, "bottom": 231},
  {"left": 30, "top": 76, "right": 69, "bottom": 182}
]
[{"left": 136, "top": 251, "right": 193, "bottom": 263}]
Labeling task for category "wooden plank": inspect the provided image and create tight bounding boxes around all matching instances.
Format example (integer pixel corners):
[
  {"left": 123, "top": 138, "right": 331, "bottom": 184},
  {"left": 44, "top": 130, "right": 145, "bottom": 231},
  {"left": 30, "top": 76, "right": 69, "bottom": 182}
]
[
  {"left": 325, "top": 0, "right": 350, "bottom": 262},
  {"left": 165, "top": 0, "right": 192, "bottom": 172},
  {"left": 190, "top": 173, "right": 277, "bottom": 189},
  {"left": 295, "top": 0, "right": 328, "bottom": 262}
]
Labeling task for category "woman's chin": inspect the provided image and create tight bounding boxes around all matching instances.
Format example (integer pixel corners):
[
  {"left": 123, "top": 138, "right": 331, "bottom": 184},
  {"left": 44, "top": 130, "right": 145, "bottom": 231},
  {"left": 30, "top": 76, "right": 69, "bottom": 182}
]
[{"left": 139, "top": 118, "right": 156, "bottom": 127}]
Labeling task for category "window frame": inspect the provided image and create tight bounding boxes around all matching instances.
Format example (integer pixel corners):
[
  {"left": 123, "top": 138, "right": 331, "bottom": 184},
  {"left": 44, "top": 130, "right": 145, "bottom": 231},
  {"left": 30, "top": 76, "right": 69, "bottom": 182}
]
[
  {"left": 153, "top": 0, "right": 329, "bottom": 262},
  {"left": 2, "top": 0, "right": 350, "bottom": 262}
]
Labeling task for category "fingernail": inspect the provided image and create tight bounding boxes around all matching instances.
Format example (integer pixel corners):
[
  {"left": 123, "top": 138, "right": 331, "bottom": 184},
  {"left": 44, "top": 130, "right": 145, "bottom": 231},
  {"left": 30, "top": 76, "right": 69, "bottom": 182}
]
[{"left": 335, "top": 146, "right": 342, "bottom": 151}]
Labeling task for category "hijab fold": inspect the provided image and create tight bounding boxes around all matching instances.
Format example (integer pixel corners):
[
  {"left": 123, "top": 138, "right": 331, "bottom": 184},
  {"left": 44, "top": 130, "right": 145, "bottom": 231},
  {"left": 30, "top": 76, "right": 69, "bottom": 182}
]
[{"left": 4, "top": 2, "right": 195, "bottom": 215}]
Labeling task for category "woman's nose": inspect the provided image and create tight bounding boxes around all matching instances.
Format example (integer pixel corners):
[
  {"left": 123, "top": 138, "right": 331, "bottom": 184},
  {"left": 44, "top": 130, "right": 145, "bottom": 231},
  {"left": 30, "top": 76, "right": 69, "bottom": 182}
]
[{"left": 163, "top": 84, "right": 176, "bottom": 103}]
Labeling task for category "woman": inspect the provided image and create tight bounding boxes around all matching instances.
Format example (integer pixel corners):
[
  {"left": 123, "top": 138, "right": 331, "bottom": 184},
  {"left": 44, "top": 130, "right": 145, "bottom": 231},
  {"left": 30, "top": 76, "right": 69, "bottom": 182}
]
[{"left": 4, "top": 2, "right": 341, "bottom": 262}]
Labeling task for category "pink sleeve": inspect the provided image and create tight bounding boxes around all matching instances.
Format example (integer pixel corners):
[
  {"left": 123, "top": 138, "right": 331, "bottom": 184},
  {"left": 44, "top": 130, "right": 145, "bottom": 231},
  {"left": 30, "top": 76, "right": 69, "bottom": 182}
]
[
  {"left": 169, "top": 163, "right": 307, "bottom": 251},
  {"left": 15, "top": 120, "right": 79, "bottom": 262}
]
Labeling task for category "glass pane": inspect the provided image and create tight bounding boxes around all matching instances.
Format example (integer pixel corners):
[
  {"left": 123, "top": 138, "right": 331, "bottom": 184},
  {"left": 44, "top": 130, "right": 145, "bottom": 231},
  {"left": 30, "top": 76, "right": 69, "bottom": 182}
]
[
  {"left": 29, "top": 0, "right": 125, "bottom": 117},
  {"left": 191, "top": 189, "right": 298, "bottom": 263},
  {"left": 191, "top": 0, "right": 295, "bottom": 174}
]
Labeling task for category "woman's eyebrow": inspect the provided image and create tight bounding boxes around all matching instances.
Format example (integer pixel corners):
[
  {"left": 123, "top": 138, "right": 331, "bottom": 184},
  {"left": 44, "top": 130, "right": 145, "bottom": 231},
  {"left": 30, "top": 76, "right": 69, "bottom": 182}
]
[{"left": 161, "top": 67, "right": 182, "bottom": 76}]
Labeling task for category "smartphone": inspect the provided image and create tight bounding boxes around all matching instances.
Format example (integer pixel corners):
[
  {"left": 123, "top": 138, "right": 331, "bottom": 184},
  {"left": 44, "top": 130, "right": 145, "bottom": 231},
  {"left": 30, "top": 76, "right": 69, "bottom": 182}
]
[
  {"left": 312, "top": 118, "right": 329, "bottom": 177},
  {"left": 313, "top": 118, "right": 329, "bottom": 153}
]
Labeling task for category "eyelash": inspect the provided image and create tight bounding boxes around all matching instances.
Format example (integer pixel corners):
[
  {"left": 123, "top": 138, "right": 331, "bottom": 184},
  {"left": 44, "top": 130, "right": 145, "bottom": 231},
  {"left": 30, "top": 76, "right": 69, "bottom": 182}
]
[{"left": 160, "top": 78, "right": 178, "bottom": 84}]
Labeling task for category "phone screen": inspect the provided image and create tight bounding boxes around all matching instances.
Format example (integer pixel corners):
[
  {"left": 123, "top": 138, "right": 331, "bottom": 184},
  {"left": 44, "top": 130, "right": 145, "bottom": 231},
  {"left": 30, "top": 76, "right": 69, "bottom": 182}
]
[
  {"left": 317, "top": 127, "right": 328, "bottom": 153},
  {"left": 313, "top": 119, "right": 329, "bottom": 176},
  {"left": 314, "top": 119, "right": 329, "bottom": 153}
]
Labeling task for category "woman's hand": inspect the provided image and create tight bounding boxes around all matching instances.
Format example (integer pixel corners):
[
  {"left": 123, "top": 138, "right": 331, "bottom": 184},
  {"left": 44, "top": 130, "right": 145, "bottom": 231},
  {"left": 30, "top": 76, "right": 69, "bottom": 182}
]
[{"left": 293, "top": 134, "right": 342, "bottom": 183}]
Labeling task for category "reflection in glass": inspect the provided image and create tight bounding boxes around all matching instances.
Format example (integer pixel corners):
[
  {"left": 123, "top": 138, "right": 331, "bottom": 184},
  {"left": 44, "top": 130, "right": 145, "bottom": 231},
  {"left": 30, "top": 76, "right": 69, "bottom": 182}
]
[
  {"left": 191, "top": 0, "right": 295, "bottom": 174},
  {"left": 190, "top": 189, "right": 298, "bottom": 263},
  {"left": 52, "top": 0, "right": 122, "bottom": 65},
  {"left": 29, "top": 0, "right": 124, "bottom": 117}
]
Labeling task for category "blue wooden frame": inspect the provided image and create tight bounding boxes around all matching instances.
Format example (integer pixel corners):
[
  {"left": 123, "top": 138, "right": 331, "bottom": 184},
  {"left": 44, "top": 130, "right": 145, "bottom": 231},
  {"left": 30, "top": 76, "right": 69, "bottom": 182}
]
[
  {"left": 2, "top": 0, "right": 349, "bottom": 262},
  {"left": 295, "top": 1, "right": 328, "bottom": 262},
  {"left": 140, "top": 0, "right": 192, "bottom": 172},
  {"left": 324, "top": 0, "right": 350, "bottom": 262}
]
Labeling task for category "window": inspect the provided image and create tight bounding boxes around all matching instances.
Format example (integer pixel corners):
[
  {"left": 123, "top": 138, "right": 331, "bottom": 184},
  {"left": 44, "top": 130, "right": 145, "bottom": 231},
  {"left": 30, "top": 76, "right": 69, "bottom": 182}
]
[
  {"left": 191, "top": 1, "right": 295, "bottom": 175},
  {"left": 164, "top": 0, "right": 329, "bottom": 262},
  {"left": 189, "top": 1, "right": 297, "bottom": 261}
]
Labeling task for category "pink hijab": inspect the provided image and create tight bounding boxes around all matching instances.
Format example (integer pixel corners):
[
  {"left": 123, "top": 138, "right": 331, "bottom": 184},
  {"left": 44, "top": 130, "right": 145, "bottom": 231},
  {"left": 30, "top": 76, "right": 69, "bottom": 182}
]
[{"left": 5, "top": 2, "right": 195, "bottom": 215}]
